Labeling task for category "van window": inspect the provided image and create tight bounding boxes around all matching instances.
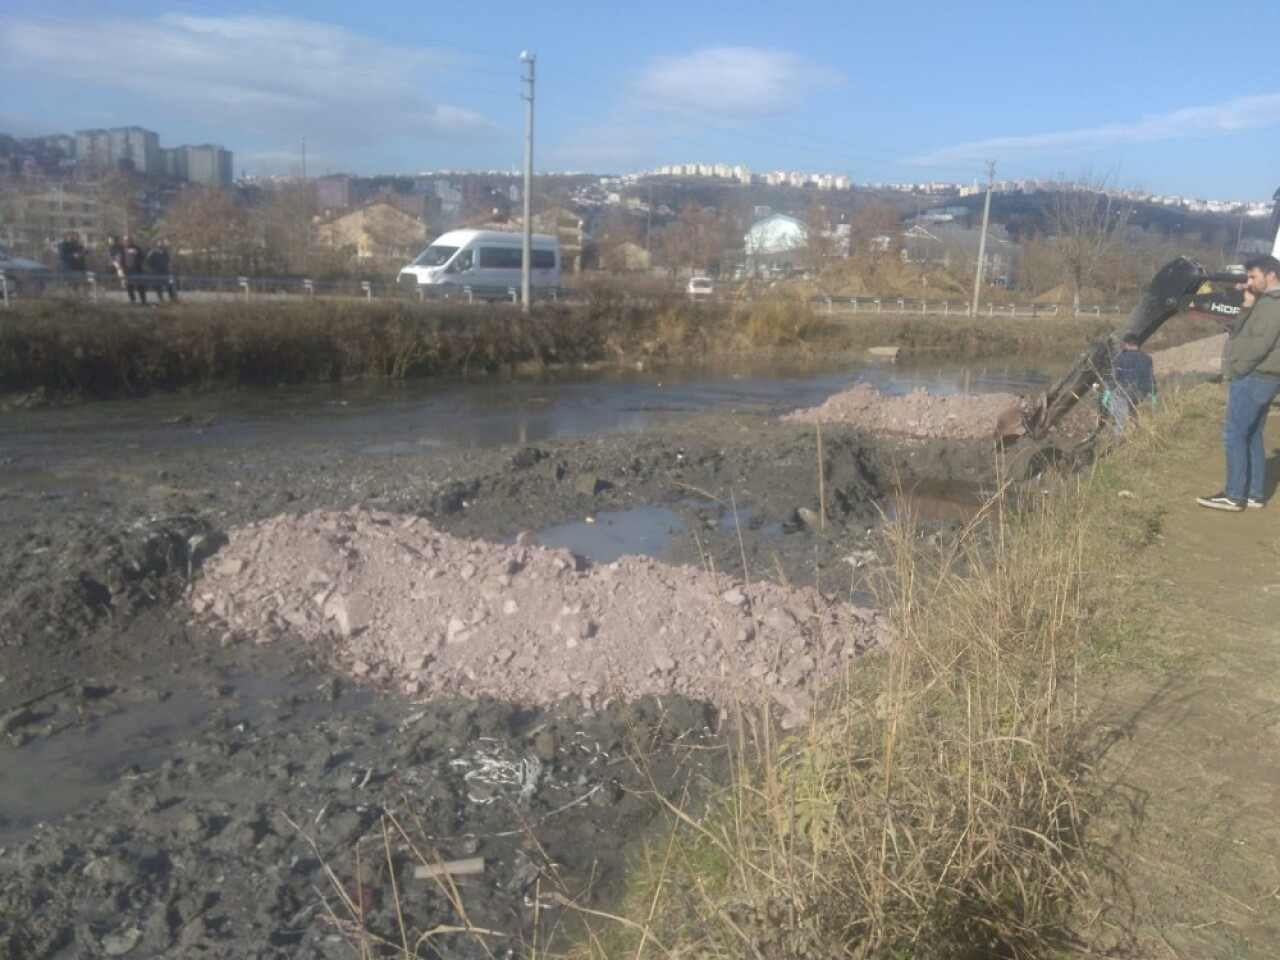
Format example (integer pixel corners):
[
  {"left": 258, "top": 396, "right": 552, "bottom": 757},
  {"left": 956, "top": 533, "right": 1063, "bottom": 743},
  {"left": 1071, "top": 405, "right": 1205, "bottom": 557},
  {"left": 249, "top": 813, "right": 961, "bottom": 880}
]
[
  {"left": 412, "top": 245, "right": 457, "bottom": 267},
  {"left": 477, "top": 246, "right": 522, "bottom": 269},
  {"left": 476, "top": 246, "right": 557, "bottom": 270}
]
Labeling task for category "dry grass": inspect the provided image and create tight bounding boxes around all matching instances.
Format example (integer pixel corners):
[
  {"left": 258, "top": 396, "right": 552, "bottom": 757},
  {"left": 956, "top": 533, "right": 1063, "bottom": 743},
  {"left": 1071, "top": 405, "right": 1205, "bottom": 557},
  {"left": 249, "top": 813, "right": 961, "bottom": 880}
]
[
  {"left": 1, "top": 293, "right": 1158, "bottom": 402},
  {"left": 556, "top": 449, "right": 1158, "bottom": 958}
]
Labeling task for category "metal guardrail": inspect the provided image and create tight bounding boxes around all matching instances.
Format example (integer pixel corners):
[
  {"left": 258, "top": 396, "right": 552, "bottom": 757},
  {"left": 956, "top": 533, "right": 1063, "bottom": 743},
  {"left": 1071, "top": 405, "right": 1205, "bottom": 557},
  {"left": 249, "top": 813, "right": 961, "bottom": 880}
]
[{"left": 810, "top": 294, "right": 1124, "bottom": 319}]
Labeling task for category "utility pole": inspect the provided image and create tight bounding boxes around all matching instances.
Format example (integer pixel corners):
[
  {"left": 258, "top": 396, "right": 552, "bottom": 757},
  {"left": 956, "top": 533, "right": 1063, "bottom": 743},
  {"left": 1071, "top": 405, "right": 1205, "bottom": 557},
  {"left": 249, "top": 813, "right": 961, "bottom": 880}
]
[
  {"left": 520, "top": 51, "right": 536, "bottom": 313},
  {"left": 300, "top": 135, "right": 307, "bottom": 181},
  {"left": 970, "top": 159, "right": 995, "bottom": 316},
  {"left": 645, "top": 180, "right": 652, "bottom": 261}
]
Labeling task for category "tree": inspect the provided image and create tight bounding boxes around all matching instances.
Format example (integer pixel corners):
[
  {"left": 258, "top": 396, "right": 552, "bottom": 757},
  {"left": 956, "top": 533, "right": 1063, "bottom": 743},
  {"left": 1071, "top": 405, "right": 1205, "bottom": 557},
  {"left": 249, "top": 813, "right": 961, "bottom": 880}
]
[
  {"left": 258, "top": 182, "right": 317, "bottom": 275},
  {"left": 798, "top": 198, "right": 838, "bottom": 275},
  {"left": 1012, "top": 232, "right": 1060, "bottom": 298},
  {"left": 659, "top": 201, "right": 724, "bottom": 276},
  {"left": 165, "top": 186, "right": 252, "bottom": 275},
  {"left": 94, "top": 169, "right": 143, "bottom": 240},
  {"left": 594, "top": 208, "right": 643, "bottom": 273},
  {"left": 848, "top": 202, "right": 901, "bottom": 262},
  {"left": 1044, "top": 177, "right": 1133, "bottom": 310}
]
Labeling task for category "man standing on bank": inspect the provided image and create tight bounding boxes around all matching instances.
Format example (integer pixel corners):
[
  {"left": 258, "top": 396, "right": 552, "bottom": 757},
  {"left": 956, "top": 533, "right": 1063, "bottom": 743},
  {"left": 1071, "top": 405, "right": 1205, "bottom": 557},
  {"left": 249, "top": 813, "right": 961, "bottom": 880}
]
[{"left": 1197, "top": 254, "right": 1280, "bottom": 511}]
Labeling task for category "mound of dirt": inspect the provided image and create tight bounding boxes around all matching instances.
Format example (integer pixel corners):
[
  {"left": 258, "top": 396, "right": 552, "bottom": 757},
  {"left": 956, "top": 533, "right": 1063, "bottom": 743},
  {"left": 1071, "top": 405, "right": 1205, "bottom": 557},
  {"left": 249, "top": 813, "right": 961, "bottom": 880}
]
[
  {"left": 1150, "top": 332, "right": 1225, "bottom": 376},
  {"left": 783, "top": 383, "right": 1023, "bottom": 440},
  {"left": 189, "top": 507, "right": 885, "bottom": 728}
]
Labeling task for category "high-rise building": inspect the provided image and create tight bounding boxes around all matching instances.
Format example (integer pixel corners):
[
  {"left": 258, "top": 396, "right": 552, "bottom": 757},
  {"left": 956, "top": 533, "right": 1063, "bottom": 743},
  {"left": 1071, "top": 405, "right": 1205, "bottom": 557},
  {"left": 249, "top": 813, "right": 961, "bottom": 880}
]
[{"left": 74, "top": 126, "right": 160, "bottom": 175}]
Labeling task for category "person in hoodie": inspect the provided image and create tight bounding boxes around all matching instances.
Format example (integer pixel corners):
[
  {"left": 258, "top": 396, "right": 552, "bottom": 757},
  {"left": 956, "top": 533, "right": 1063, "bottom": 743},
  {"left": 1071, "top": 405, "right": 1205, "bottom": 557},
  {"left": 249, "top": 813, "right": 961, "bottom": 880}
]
[{"left": 1196, "top": 254, "right": 1280, "bottom": 511}]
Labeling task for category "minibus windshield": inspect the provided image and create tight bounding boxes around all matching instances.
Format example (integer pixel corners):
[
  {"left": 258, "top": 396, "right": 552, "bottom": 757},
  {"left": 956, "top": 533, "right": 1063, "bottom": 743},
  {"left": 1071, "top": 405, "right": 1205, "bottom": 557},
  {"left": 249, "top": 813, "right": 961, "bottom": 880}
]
[{"left": 412, "top": 245, "right": 458, "bottom": 267}]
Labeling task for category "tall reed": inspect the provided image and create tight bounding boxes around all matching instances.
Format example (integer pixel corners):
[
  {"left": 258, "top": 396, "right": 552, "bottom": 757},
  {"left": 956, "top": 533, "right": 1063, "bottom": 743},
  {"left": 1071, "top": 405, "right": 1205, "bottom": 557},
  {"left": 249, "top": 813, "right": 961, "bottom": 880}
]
[{"left": 576, "top": 475, "right": 1099, "bottom": 959}]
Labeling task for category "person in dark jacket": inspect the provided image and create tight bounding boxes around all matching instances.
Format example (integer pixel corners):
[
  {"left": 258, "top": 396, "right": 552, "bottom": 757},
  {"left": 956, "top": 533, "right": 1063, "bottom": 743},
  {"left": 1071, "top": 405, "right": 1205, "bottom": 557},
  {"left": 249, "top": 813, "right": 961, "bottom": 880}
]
[
  {"left": 1103, "top": 334, "right": 1155, "bottom": 437},
  {"left": 121, "top": 235, "right": 147, "bottom": 304},
  {"left": 145, "top": 239, "right": 177, "bottom": 302},
  {"left": 1197, "top": 254, "right": 1280, "bottom": 511},
  {"left": 57, "top": 231, "right": 86, "bottom": 274}
]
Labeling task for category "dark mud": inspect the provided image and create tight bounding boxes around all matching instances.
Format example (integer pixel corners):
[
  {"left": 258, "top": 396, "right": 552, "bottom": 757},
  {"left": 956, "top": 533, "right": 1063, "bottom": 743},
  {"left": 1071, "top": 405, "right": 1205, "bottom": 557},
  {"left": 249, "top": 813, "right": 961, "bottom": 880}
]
[{"left": 0, "top": 412, "right": 997, "bottom": 958}]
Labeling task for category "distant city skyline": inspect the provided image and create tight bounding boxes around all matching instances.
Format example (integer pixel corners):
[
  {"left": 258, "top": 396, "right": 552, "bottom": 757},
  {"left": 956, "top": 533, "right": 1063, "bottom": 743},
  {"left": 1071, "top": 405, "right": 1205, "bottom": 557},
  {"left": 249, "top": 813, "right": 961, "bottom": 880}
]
[{"left": 3, "top": 0, "right": 1278, "bottom": 203}]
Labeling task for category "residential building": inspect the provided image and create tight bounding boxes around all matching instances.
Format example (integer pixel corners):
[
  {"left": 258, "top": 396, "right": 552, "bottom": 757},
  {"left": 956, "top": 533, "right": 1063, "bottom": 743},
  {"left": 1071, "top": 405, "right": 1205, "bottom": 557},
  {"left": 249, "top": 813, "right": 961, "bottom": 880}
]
[
  {"left": 75, "top": 126, "right": 160, "bottom": 175},
  {"left": 529, "top": 206, "right": 585, "bottom": 273},
  {"left": 0, "top": 186, "right": 101, "bottom": 251},
  {"left": 315, "top": 201, "right": 428, "bottom": 262}
]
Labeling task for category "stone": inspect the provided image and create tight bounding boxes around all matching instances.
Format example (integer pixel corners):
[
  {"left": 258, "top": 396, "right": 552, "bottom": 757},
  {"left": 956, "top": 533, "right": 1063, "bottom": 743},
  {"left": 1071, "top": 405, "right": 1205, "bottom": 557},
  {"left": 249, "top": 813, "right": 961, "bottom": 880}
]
[{"left": 574, "top": 474, "right": 605, "bottom": 497}]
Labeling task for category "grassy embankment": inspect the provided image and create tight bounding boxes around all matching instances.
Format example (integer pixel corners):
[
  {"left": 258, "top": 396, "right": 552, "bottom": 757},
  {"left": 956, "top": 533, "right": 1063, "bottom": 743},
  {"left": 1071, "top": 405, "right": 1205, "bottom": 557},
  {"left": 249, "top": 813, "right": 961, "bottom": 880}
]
[
  {"left": 0, "top": 291, "right": 1209, "bottom": 402},
  {"left": 557, "top": 389, "right": 1230, "bottom": 959}
]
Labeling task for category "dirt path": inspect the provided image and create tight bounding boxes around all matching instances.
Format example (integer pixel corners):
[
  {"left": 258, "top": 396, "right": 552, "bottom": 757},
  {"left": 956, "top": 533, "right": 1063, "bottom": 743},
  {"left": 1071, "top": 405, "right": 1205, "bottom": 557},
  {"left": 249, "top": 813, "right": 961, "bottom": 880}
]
[{"left": 1085, "top": 387, "right": 1280, "bottom": 957}]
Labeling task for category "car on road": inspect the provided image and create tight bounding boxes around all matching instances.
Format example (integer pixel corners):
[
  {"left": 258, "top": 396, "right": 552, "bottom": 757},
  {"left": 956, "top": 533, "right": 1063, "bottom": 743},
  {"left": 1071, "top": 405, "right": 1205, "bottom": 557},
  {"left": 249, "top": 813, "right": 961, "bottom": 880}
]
[
  {"left": 0, "top": 249, "right": 52, "bottom": 294},
  {"left": 687, "top": 276, "right": 714, "bottom": 300}
]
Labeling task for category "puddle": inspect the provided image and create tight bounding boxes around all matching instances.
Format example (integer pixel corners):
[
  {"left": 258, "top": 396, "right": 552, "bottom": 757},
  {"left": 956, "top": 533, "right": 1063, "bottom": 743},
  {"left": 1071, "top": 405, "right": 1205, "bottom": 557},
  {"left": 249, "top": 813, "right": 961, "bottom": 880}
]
[
  {"left": 531, "top": 505, "right": 686, "bottom": 563},
  {"left": 0, "top": 673, "right": 370, "bottom": 843}
]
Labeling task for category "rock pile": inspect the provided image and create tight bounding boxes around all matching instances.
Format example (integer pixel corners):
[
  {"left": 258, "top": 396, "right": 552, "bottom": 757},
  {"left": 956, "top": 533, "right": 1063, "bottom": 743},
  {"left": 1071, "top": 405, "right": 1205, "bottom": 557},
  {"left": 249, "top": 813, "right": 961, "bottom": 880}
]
[
  {"left": 783, "top": 383, "right": 1024, "bottom": 440},
  {"left": 189, "top": 507, "right": 885, "bottom": 727}
]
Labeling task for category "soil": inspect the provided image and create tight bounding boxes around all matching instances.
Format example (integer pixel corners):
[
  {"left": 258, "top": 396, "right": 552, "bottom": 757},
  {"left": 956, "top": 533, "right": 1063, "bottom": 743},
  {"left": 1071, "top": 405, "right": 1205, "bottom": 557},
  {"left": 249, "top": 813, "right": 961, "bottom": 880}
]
[
  {"left": 1076, "top": 383, "right": 1280, "bottom": 958},
  {"left": 0, "top": 388, "right": 1005, "bottom": 959}
]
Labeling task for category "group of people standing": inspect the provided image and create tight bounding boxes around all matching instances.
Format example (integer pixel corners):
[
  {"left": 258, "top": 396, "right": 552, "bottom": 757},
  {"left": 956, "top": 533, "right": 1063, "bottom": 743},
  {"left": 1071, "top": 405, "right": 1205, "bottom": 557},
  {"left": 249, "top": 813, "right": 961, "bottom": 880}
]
[
  {"left": 105, "top": 234, "right": 177, "bottom": 304},
  {"left": 56, "top": 232, "right": 177, "bottom": 304}
]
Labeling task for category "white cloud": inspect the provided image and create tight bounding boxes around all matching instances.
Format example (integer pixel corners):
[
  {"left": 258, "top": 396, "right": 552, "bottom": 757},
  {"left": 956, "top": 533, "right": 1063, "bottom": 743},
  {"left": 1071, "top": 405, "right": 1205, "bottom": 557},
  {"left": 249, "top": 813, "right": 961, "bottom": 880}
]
[
  {"left": 628, "top": 47, "right": 838, "bottom": 121},
  {"left": 548, "top": 46, "right": 840, "bottom": 171},
  {"left": 910, "top": 93, "right": 1280, "bottom": 167},
  {"left": 0, "top": 14, "right": 502, "bottom": 149}
]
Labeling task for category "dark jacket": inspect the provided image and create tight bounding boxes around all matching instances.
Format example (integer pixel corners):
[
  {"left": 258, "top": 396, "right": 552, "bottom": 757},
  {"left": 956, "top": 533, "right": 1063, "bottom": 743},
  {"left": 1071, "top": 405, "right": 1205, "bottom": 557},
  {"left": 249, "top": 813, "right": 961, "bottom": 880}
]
[
  {"left": 57, "top": 238, "right": 86, "bottom": 271},
  {"left": 121, "top": 242, "right": 145, "bottom": 277},
  {"left": 1106, "top": 348, "right": 1155, "bottom": 403},
  {"left": 1222, "top": 286, "right": 1280, "bottom": 380},
  {"left": 146, "top": 247, "right": 170, "bottom": 275}
]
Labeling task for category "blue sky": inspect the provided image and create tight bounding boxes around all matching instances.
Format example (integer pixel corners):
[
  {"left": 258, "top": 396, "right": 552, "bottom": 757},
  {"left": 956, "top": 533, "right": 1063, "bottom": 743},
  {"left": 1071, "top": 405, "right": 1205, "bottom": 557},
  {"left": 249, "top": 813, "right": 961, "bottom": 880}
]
[{"left": 2, "top": 0, "right": 1277, "bottom": 201}]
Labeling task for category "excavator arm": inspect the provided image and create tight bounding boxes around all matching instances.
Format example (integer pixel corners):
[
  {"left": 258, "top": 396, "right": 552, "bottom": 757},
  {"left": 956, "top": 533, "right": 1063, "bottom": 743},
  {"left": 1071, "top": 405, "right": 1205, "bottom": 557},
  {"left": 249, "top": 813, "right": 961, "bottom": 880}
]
[
  {"left": 1008, "top": 184, "right": 1280, "bottom": 442},
  {"left": 1020, "top": 257, "right": 1242, "bottom": 438},
  {"left": 1009, "top": 185, "right": 1280, "bottom": 442}
]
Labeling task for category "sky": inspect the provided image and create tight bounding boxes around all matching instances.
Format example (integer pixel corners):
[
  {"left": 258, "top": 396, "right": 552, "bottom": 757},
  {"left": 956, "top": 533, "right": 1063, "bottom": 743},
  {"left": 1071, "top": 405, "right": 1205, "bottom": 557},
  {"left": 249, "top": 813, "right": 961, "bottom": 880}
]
[{"left": 2, "top": 0, "right": 1277, "bottom": 202}]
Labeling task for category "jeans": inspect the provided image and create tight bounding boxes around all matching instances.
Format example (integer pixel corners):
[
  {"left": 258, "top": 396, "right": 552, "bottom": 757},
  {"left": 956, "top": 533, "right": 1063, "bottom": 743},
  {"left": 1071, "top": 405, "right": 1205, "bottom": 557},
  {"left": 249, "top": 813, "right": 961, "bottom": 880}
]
[
  {"left": 1223, "top": 374, "right": 1280, "bottom": 500},
  {"left": 1111, "top": 393, "right": 1132, "bottom": 436}
]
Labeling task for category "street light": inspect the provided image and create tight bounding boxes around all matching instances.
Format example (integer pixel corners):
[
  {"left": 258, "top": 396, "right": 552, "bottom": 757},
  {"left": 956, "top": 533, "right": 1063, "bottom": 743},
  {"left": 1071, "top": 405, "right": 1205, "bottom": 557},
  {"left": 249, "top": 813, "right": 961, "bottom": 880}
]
[{"left": 520, "top": 51, "right": 535, "bottom": 312}]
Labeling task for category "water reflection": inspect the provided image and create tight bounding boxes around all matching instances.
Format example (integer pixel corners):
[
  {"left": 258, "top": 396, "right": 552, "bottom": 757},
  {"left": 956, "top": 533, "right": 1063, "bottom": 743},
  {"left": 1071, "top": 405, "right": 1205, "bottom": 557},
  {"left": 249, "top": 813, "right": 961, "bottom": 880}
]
[{"left": 0, "top": 359, "right": 1050, "bottom": 474}]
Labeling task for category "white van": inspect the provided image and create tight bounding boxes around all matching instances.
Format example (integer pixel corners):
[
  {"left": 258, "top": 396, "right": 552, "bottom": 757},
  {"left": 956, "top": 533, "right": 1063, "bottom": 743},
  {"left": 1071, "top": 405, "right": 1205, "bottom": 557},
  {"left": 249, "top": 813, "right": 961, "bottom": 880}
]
[
  {"left": 398, "top": 229, "right": 560, "bottom": 299},
  {"left": 686, "top": 276, "right": 714, "bottom": 300}
]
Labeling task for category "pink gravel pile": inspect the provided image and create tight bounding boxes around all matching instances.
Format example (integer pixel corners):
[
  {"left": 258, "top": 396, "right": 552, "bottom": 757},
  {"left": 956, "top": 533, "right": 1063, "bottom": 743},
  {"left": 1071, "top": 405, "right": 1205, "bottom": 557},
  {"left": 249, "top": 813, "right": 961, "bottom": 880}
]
[
  {"left": 783, "top": 383, "right": 1024, "bottom": 440},
  {"left": 1151, "top": 333, "right": 1225, "bottom": 376},
  {"left": 189, "top": 507, "right": 885, "bottom": 727}
]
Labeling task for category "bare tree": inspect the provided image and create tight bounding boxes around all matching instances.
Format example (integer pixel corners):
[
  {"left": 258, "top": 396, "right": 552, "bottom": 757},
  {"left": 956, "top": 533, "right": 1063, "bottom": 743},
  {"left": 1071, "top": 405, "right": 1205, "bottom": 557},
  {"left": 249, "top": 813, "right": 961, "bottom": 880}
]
[
  {"left": 798, "top": 198, "right": 837, "bottom": 275},
  {"left": 258, "top": 182, "right": 317, "bottom": 275},
  {"left": 166, "top": 186, "right": 252, "bottom": 275},
  {"left": 94, "top": 169, "right": 143, "bottom": 240},
  {"left": 1012, "top": 232, "right": 1060, "bottom": 298},
  {"left": 659, "top": 201, "right": 723, "bottom": 276},
  {"left": 594, "top": 208, "right": 643, "bottom": 273},
  {"left": 1045, "top": 177, "right": 1133, "bottom": 310}
]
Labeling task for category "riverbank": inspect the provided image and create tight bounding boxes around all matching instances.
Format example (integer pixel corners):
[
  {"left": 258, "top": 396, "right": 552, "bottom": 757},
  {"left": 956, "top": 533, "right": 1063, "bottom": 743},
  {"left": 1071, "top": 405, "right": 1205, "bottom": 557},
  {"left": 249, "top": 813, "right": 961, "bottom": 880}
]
[
  {"left": 0, "top": 296, "right": 1211, "bottom": 404},
  {"left": 1, "top": 354, "right": 1258, "bottom": 958},
  {"left": 0, "top": 386, "right": 1007, "bottom": 958},
  {"left": 577, "top": 382, "right": 1280, "bottom": 959}
]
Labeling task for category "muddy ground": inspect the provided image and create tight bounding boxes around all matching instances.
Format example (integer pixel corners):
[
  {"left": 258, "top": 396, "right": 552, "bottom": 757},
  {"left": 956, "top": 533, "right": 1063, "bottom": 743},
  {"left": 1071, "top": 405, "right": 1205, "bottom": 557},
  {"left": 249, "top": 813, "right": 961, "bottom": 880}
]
[{"left": 0, "top": 400, "right": 1010, "bottom": 959}]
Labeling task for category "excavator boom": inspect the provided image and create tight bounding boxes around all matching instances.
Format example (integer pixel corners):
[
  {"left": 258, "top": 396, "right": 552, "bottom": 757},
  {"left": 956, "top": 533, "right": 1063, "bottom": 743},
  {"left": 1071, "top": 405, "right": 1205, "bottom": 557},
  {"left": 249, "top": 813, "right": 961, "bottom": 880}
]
[{"left": 1005, "top": 184, "right": 1280, "bottom": 443}]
